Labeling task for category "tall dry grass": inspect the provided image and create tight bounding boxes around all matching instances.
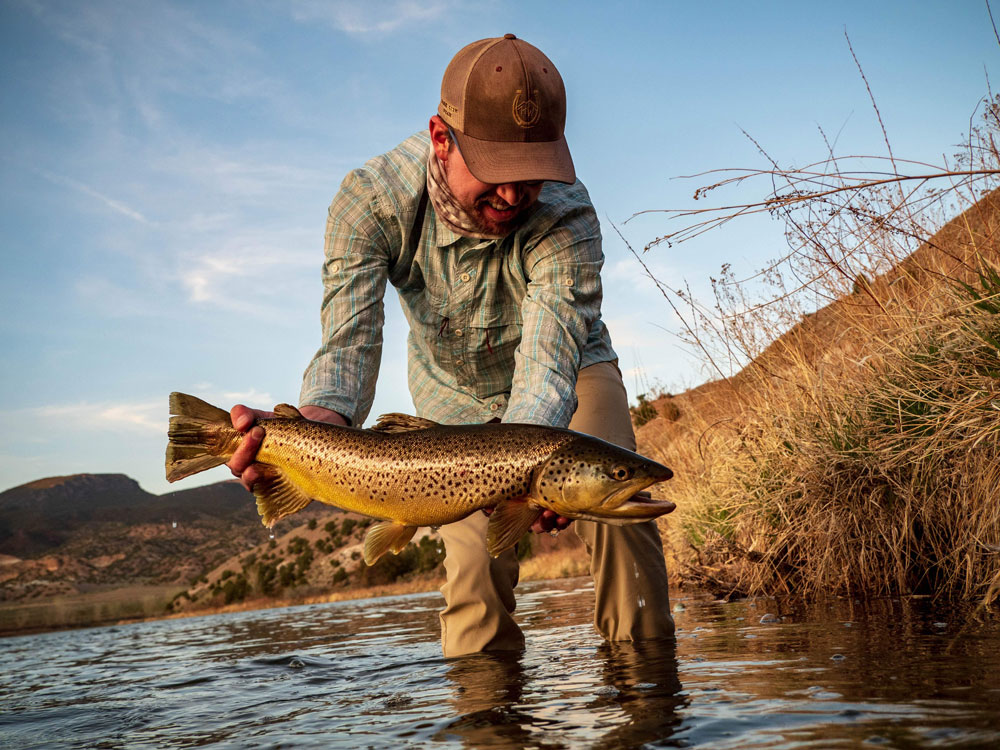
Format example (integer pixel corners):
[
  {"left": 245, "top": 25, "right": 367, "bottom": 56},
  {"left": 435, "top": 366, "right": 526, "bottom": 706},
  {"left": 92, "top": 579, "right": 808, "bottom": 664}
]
[{"left": 645, "top": 93, "right": 1000, "bottom": 605}]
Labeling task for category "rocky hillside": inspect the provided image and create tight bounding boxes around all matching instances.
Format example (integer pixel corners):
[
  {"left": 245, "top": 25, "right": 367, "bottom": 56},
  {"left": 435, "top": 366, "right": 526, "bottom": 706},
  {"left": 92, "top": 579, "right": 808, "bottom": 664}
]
[{"left": 0, "top": 474, "right": 294, "bottom": 601}]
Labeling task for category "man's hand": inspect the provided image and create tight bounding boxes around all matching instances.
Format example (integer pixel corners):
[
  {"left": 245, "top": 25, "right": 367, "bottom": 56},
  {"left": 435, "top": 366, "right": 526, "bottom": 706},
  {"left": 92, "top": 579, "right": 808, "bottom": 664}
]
[
  {"left": 531, "top": 510, "right": 571, "bottom": 534},
  {"left": 526, "top": 491, "right": 670, "bottom": 534},
  {"left": 227, "top": 403, "right": 348, "bottom": 492}
]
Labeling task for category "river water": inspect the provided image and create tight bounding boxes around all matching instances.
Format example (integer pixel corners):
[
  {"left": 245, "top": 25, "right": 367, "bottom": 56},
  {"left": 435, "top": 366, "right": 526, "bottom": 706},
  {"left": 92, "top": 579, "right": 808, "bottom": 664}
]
[{"left": 1, "top": 577, "right": 999, "bottom": 749}]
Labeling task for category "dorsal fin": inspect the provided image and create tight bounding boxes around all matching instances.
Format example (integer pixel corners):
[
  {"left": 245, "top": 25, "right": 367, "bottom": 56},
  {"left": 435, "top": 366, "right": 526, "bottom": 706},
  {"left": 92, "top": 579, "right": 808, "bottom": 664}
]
[
  {"left": 370, "top": 413, "right": 439, "bottom": 434},
  {"left": 273, "top": 403, "right": 304, "bottom": 420}
]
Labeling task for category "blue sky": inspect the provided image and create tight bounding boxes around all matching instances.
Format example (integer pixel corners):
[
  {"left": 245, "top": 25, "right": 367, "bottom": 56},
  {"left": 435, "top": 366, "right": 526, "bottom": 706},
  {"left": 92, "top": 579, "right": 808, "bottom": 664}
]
[{"left": 0, "top": 0, "right": 996, "bottom": 495}]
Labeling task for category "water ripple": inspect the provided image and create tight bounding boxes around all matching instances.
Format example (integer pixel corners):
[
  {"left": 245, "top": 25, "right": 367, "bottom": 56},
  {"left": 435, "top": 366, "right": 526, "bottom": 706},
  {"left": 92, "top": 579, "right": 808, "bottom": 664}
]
[{"left": 2, "top": 581, "right": 999, "bottom": 748}]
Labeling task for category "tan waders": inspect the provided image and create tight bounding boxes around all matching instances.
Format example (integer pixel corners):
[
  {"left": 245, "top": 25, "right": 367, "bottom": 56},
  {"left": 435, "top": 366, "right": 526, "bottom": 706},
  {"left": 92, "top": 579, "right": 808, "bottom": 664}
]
[{"left": 437, "top": 361, "right": 674, "bottom": 657}]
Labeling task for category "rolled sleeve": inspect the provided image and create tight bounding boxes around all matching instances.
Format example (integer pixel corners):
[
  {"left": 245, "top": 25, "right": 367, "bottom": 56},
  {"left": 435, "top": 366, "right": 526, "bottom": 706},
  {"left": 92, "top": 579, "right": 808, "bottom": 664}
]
[
  {"left": 299, "top": 170, "right": 392, "bottom": 426},
  {"left": 503, "top": 205, "right": 605, "bottom": 428}
]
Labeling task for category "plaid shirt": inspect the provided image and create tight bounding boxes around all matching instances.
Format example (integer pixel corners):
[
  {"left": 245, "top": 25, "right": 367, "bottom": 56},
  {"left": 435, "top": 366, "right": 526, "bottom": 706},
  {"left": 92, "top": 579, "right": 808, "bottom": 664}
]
[{"left": 300, "top": 131, "right": 617, "bottom": 427}]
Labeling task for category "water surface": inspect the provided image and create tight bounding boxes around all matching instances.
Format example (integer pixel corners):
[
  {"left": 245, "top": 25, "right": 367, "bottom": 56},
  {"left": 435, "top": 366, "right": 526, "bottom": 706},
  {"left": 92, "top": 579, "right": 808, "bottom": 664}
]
[{"left": 2, "top": 578, "right": 999, "bottom": 748}]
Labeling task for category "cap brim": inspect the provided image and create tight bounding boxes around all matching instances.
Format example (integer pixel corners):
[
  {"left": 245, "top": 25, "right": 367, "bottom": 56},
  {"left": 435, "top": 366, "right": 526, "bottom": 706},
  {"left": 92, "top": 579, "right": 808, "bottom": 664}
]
[{"left": 453, "top": 131, "right": 576, "bottom": 185}]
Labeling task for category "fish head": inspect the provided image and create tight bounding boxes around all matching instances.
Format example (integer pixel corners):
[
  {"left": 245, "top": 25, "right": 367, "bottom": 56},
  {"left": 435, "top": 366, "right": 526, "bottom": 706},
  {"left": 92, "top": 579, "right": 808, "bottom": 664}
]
[{"left": 531, "top": 436, "right": 675, "bottom": 523}]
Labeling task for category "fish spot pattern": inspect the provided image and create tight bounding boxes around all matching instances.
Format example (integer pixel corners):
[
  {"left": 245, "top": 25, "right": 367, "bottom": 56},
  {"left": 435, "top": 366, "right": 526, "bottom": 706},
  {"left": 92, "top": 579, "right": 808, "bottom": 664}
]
[{"left": 256, "top": 419, "right": 576, "bottom": 525}]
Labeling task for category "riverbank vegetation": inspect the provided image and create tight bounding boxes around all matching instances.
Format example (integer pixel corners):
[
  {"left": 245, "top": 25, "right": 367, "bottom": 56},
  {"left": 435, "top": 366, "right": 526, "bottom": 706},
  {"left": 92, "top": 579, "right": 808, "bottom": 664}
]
[{"left": 639, "top": 93, "right": 1000, "bottom": 605}]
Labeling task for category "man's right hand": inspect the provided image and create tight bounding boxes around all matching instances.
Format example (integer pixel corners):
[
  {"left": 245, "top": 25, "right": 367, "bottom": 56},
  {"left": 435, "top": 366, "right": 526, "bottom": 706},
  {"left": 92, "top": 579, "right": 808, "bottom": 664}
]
[{"left": 227, "top": 404, "right": 348, "bottom": 492}]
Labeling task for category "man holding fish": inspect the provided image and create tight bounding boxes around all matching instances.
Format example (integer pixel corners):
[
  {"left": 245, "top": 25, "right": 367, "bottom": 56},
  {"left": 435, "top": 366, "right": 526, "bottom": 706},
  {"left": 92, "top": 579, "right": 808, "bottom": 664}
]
[{"left": 226, "top": 34, "right": 675, "bottom": 657}]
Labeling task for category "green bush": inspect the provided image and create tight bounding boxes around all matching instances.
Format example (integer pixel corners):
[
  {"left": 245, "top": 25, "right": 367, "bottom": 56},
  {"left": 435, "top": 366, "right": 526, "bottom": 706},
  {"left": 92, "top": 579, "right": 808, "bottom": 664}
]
[
  {"left": 222, "top": 574, "right": 249, "bottom": 604},
  {"left": 630, "top": 393, "right": 659, "bottom": 427}
]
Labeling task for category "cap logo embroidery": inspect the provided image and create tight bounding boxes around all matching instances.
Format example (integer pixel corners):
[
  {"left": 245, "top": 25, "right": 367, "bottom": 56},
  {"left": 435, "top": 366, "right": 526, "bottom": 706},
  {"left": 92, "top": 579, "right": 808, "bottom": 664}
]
[{"left": 512, "top": 89, "right": 540, "bottom": 128}]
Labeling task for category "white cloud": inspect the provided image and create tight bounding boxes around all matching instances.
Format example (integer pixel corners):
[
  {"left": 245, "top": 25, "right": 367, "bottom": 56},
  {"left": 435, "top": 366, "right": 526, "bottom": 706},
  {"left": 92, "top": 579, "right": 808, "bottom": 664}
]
[
  {"left": 153, "top": 147, "right": 329, "bottom": 201},
  {"left": 37, "top": 168, "right": 150, "bottom": 224},
  {"left": 605, "top": 255, "right": 677, "bottom": 293},
  {"left": 22, "top": 398, "right": 165, "bottom": 435},
  {"left": 176, "top": 229, "right": 317, "bottom": 311},
  {"left": 289, "top": 0, "right": 453, "bottom": 35},
  {"left": 221, "top": 388, "right": 275, "bottom": 408}
]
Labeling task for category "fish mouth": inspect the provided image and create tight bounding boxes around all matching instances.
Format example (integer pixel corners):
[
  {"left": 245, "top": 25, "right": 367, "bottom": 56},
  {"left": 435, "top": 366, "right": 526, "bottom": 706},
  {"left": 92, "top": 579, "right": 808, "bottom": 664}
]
[
  {"left": 614, "top": 491, "right": 677, "bottom": 518},
  {"left": 582, "top": 475, "right": 677, "bottom": 523}
]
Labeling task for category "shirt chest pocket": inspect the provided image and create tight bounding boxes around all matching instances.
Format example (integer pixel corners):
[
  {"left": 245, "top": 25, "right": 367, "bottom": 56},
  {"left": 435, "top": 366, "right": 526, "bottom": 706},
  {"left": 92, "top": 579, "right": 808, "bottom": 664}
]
[{"left": 460, "top": 303, "right": 523, "bottom": 398}]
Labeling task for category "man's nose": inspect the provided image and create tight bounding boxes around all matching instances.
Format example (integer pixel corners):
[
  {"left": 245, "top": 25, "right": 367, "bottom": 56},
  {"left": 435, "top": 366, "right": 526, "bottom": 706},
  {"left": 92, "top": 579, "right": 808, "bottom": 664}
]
[{"left": 494, "top": 183, "right": 523, "bottom": 206}]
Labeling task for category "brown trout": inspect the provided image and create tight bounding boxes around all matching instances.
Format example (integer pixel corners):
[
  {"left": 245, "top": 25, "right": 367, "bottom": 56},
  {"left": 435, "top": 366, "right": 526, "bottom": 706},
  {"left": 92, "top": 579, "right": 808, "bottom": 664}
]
[{"left": 165, "top": 392, "right": 674, "bottom": 564}]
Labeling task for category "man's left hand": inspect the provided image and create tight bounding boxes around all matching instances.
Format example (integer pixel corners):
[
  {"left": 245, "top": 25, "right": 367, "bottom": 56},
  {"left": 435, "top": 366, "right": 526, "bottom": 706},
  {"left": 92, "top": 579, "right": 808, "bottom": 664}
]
[{"left": 531, "top": 510, "right": 571, "bottom": 534}]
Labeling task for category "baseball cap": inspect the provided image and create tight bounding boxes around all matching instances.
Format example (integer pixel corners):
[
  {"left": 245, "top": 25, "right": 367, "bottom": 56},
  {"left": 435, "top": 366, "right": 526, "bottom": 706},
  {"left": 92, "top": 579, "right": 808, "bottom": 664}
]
[{"left": 438, "top": 34, "right": 576, "bottom": 185}]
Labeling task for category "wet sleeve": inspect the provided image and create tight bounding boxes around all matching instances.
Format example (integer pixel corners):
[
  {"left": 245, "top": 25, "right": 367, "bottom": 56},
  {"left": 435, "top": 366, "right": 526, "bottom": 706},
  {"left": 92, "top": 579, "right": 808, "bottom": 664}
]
[
  {"left": 503, "top": 202, "right": 605, "bottom": 428},
  {"left": 299, "top": 169, "right": 393, "bottom": 426}
]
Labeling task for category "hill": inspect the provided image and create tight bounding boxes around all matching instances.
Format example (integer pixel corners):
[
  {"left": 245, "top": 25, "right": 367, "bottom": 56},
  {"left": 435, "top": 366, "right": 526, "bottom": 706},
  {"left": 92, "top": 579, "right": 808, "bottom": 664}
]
[
  {"left": 0, "top": 474, "right": 273, "bottom": 601},
  {"left": 635, "top": 187, "right": 1000, "bottom": 601},
  {"left": 637, "top": 189, "right": 1000, "bottom": 460}
]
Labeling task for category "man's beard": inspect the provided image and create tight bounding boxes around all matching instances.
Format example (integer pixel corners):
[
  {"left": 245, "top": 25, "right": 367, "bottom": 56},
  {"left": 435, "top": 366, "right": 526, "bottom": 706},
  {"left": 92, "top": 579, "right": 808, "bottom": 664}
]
[{"left": 465, "top": 193, "right": 529, "bottom": 236}]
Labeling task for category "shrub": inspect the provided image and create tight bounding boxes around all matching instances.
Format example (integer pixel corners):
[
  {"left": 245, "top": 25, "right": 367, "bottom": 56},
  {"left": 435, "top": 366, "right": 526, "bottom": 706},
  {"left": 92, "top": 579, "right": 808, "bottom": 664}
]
[{"left": 630, "top": 393, "right": 659, "bottom": 427}]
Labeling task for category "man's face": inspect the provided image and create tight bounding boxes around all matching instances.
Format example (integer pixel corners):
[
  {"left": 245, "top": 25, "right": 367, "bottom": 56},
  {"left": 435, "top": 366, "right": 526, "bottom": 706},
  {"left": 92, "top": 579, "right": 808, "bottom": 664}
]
[{"left": 430, "top": 116, "right": 544, "bottom": 236}]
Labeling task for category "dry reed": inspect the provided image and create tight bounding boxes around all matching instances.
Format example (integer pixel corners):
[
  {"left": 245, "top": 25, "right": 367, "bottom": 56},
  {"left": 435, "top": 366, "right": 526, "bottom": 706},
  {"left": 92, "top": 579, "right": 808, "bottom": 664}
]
[{"left": 646, "top": 92, "right": 1000, "bottom": 605}]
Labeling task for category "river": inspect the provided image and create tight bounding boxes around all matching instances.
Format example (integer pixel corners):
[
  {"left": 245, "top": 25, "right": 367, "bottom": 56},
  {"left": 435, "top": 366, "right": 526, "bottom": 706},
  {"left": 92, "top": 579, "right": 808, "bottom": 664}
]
[{"left": 2, "top": 577, "right": 998, "bottom": 748}]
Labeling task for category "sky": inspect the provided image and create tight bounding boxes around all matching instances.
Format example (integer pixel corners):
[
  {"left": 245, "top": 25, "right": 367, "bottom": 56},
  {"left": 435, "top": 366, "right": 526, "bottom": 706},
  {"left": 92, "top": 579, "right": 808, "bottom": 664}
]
[{"left": 0, "top": 0, "right": 997, "bottom": 496}]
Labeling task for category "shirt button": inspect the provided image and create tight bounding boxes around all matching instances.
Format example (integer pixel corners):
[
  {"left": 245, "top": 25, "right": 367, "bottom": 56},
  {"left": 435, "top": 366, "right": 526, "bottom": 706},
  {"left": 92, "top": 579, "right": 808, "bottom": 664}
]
[
  {"left": 564, "top": 277, "right": 574, "bottom": 286},
  {"left": 330, "top": 262, "right": 341, "bottom": 273},
  {"left": 489, "top": 403, "right": 500, "bottom": 412},
  {"left": 460, "top": 272, "right": 471, "bottom": 282},
  {"left": 455, "top": 359, "right": 465, "bottom": 366},
  {"left": 453, "top": 328, "right": 464, "bottom": 337}
]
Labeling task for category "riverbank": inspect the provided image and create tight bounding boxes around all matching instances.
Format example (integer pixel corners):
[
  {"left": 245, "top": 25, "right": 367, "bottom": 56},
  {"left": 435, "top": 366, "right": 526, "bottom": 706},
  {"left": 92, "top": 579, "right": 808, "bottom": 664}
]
[{"left": 0, "top": 546, "right": 592, "bottom": 636}]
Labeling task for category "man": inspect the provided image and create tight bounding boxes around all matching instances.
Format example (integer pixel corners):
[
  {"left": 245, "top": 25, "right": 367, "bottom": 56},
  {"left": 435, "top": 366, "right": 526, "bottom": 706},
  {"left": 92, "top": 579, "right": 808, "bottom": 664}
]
[{"left": 228, "top": 34, "right": 674, "bottom": 657}]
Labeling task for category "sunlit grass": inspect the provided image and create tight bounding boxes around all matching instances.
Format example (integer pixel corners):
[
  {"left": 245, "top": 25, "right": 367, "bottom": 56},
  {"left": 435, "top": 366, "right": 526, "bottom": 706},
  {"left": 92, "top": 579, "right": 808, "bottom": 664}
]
[{"left": 644, "top": 95, "right": 1000, "bottom": 606}]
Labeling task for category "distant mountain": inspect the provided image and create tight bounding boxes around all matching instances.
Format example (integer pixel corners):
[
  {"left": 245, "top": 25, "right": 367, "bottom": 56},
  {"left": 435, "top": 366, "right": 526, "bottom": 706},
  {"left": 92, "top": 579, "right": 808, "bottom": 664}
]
[
  {"left": 0, "top": 473, "right": 252, "bottom": 558},
  {"left": 0, "top": 473, "right": 286, "bottom": 602}
]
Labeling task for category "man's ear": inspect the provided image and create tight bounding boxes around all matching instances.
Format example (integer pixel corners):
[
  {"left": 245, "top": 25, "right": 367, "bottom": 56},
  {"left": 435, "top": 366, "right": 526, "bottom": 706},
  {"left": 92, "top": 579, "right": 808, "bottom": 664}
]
[{"left": 428, "top": 115, "right": 451, "bottom": 162}]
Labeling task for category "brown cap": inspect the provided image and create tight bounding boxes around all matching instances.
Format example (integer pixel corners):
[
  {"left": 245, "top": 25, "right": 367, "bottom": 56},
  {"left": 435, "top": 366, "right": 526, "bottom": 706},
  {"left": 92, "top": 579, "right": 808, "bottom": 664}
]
[{"left": 438, "top": 34, "right": 576, "bottom": 185}]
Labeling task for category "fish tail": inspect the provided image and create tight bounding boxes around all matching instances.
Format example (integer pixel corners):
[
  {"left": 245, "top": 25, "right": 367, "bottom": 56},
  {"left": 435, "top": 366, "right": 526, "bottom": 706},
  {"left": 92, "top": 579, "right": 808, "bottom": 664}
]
[{"left": 165, "top": 392, "right": 237, "bottom": 482}]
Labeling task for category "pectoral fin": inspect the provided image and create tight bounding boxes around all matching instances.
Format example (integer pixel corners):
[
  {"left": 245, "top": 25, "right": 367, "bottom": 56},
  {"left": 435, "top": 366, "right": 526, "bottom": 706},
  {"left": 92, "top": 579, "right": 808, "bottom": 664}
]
[
  {"left": 364, "top": 521, "right": 419, "bottom": 565},
  {"left": 252, "top": 466, "right": 313, "bottom": 527},
  {"left": 486, "top": 498, "right": 542, "bottom": 558}
]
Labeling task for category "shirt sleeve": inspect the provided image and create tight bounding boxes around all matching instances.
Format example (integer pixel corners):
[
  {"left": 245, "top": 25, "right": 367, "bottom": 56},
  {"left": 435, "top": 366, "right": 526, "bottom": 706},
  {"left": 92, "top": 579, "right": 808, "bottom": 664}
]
[
  {"left": 299, "top": 169, "right": 393, "bottom": 426},
  {"left": 502, "top": 200, "right": 605, "bottom": 428}
]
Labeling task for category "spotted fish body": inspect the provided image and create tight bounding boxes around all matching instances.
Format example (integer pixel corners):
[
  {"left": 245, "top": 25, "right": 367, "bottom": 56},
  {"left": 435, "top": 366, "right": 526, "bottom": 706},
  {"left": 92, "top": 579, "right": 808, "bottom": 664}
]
[{"left": 165, "top": 392, "right": 674, "bottom": 564}]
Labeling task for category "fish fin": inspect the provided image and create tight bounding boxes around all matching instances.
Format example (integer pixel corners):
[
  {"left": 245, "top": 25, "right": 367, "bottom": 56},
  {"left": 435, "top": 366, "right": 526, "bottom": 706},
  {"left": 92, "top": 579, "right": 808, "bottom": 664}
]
[
  {"left": 165, "top": 392, "right": 231, "bottom": 482},
  {"left": 363, "top": 521, "right": 419, "bottom": 565},
  {"left": 252, "top": 466, "right": 314, "bottom": 528},
  {"left": 273, "top": 403, "right": 304, "bottom": 420},
  {"left": 370, "top": 413, "right": 439, "bottom": 433},
  {"left": 165, "top": 445, "right": 228, "bottom": 482},
  {"left": 169, "top": 392, "right": 230, "bottom": 422},
  {"left": 486, "top": 499, "right": 542, "bottom": 558}
]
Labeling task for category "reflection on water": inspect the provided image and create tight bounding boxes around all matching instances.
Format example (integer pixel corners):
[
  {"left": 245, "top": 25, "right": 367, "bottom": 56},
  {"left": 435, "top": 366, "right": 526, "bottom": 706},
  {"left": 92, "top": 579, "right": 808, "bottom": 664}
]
[{"left": 1, "top": 578, "right": 999, "bottom": 748}]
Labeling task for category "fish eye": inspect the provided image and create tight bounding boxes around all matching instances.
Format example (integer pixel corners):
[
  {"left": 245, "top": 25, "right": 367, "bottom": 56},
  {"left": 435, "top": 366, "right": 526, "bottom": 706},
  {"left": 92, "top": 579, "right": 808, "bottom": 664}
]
[{"left": 610, "top": 465, "right": 633, "bottom": 482}]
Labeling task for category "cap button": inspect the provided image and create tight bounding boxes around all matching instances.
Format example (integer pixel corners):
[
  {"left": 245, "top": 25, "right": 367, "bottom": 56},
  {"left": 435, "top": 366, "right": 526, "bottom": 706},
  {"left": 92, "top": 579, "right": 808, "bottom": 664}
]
[{"left": 503, "top": 33, "right": 516, "bottom": 39}]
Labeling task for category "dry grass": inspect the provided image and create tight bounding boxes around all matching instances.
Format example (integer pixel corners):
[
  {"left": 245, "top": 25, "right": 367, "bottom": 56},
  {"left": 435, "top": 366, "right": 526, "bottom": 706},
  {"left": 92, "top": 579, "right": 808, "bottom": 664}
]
[
  {"left": 641, "top": 94, "right": 1000, "bottom": 606},
  {"left": 518, "top": 546, "right": 591, "bottom": 581},
  {"left": 0, "top": 585, "right": 186, "bottom": 635}
]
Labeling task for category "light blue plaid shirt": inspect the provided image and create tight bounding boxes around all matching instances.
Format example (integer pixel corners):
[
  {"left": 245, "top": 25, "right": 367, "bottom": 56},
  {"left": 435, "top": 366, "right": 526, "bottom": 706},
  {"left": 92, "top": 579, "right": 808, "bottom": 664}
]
[{"left": 300, "top": 131, "right": 617, "bottom": 428}]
